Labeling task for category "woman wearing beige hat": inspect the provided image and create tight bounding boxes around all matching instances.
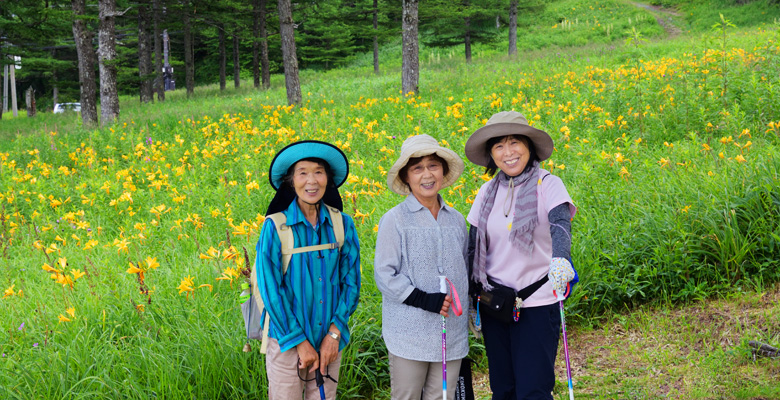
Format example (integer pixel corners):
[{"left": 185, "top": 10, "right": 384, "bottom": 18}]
[
  {"left": 374, "top": 134, "right": 469, "bottom": 400},
  {"left": 464, "top": 111, "right": 578, "bottom": 400}
]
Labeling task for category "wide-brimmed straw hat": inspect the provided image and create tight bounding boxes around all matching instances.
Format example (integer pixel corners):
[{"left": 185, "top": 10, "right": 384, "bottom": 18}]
[
  {"left": 265, "top": 140, "right": 349, "bottom": 215},
  {"left": 386, "top": 134, "right": 465, "bottom": 196},
  {"left": 464, "top": 111, "right": 554, "bottom": 166}
]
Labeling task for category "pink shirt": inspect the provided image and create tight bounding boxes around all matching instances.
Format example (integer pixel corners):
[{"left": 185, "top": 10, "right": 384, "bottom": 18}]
[{"left": 467, "top": 169, "right": 576, "bottom": 308}]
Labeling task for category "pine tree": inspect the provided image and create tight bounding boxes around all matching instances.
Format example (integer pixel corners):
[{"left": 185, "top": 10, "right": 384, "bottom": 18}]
[
  {"left": 298, "top": 1, "right": 358, "bottom": 70},
  {"left": 420, "top": 0, "right": 504, "bottom": 63}
]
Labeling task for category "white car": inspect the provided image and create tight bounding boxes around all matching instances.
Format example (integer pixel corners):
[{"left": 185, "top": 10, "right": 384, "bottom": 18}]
[{"left": 54, "top": 103, "right": 81, "bottom": 114}]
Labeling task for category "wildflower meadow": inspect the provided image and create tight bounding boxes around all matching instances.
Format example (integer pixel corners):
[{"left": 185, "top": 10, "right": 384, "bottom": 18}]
[{"left": 1, "top": 2, "right": 780, "bottom": 399}]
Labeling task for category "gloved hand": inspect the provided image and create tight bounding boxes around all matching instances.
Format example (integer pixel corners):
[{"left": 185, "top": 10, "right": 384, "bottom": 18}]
[{"left": 548, "top": 257, "right": 575, "bottom": 300}]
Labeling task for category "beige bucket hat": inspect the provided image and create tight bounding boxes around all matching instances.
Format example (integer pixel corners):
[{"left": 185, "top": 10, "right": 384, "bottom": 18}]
[
  {"left": 464, "top": 111, "right": 554, "bottom": 167},
  {"left": 387, "top": 134, "right": 465, "bottom": 196}
]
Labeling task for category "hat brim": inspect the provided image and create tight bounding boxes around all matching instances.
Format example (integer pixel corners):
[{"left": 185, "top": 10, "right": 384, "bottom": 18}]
[
  {"left": 269, "top": 140, "right": 349, "bottom": 190},
  {"left": 387, "top": 147, "right": 465, "bottom": 196},
  {"left": 464, "top": 123, "right": 554, "bottom": 166}
]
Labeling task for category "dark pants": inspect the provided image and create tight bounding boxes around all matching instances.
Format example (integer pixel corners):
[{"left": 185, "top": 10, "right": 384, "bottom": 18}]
[{"left": 481, "top": 303, "right": 561, "bottom": 400}]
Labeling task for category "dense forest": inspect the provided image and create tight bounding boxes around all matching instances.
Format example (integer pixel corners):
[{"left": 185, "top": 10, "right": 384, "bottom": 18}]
[
  {"left": 0, "top": 0, "right": 522, "bottom": 113},
  {"left": 1, "top": 0, "right": 776, "bottom": 119}
]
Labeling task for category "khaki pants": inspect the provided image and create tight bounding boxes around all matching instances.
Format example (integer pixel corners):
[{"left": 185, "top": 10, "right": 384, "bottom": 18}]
[
  {"left": 265, "top": 338, "right": 342, "bottom": 400},
  {"left": 389, "top": 352, "right": 463, "bottom": 400}
]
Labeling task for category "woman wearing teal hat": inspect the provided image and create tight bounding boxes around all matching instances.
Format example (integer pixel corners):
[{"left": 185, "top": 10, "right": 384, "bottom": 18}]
[{"left": 256, "top": 140, "right": 361, "bottom": 400}]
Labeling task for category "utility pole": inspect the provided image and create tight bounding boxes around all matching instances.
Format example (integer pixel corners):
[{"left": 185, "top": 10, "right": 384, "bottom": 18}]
[{"left": 162, "top": 29, "right": 175, "bottom": 91}]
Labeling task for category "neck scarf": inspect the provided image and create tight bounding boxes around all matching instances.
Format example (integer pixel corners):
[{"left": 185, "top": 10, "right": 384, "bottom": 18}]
[{"left": 472, "top": 161, "right": 540, "bottom": 290}]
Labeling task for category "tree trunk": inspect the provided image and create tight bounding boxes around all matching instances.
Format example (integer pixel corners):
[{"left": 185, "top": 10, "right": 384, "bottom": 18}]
[
  {"left": 401, "top": 0, "right": 419, "bottom": 95},
  {"left": 464, "top": 17, "right": 472, "bottom": 63},
  {"left": 508, "top": 0, "right": 517, "bottom": 57},
  {"left": 138, "top": 0, "right": 154, "bottom": 103},
  {"left": 9, "top": 66, "right": 17, "bottom": 117},
  {"left": 373, "top": 0, "right": 379, "bottom": 75},
  {"left": 3, "top": 64, "right": 7, "bottom": 115},
  {"left": 252, "top": 0, "right": 260, "bottom": 89},
  {"left": 98, "top": 0, "right": 120, "bottom": 126},
  {"left": 153, "top": 0, "right": 165, "bottom": 101},
  {"left": 72, "top": 0, "right": 99, "bottom": 126},
  {"left": 278, "top": 0, "right": 301, "bottom": 105},
  {"left": 233, "top": 33, "right": 240, "bottom": 89},
  {"left": 260, "top": 0, "right": 270, "bottom": 89},
  {"left": 219, "top": 25, "right": 226, "bottom": 90},
  {"left": 182, "top": 0, "right": 194, "bottom": 97},
  {"left": 26, "top": 88, "right": 36, "bottom": 118}
]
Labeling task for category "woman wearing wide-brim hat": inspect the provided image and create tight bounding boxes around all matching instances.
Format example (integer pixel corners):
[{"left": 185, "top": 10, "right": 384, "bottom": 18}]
[
  {"left": 464, "top": 111, "right": 578, "bottom": 400},
  {"left": 374, "top": 134, "right": 469, "bottom": 400},
  {"left": 256, "top": 140, "right": 361, "bottom": 400}
]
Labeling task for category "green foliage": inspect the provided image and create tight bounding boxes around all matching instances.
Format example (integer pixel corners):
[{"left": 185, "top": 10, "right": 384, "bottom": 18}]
[
  {"left": 650, "top": 0, "right": 780, "bottom": 32},
  {"left": 419, "top": 0, "right": 504, "bottom": 50},
  {"left": 1, "top": 2, "right": 780, "bottom": 398},
  {"left": 298, "top": 2, "right": 359, "bottom": 69}
]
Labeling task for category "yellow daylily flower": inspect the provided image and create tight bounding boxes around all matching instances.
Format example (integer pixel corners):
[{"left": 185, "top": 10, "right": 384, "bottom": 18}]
[
  {"left": 145, "top": 257, "right": 160, "bottom": 270},
  {"left": 42, "top": 263, "right": 60, "bottom": 273},
  {"left": 3, "top": 284, "right": 15, "bottom": 299},
  {"left": 177, "top": 276, "right": 195, "bottom": 299}
]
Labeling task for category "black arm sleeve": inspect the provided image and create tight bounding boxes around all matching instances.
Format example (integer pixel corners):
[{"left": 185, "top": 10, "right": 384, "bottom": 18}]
[
  {"left": 403, "top": 288, "right": 447, "bottom": 314},
  {"left": 548, "top": 203, "right": 572, "bottom": 260}
]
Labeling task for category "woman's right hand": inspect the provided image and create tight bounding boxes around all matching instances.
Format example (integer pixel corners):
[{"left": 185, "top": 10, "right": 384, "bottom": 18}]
[
  {"left": 440, "top": 295, "right": 452, "bottom": 317},
  {"left": 296, "top": 340, "right": 319, "bottom": 373}
]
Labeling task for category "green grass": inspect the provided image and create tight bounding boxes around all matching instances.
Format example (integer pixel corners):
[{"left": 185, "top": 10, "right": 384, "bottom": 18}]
[{"left": 2, "top": 0, "right": 780, "bottom": 398}]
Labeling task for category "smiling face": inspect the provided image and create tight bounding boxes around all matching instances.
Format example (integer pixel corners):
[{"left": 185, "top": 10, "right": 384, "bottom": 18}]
[
  {"left": 291, "top": 160, "right": 329, "bottom": 205},
  {"left": 402, "top": 155, "right": 446, "bottom": 205},
  {"left": 489, "top": 135, "right": 532, "bottom": 177}
]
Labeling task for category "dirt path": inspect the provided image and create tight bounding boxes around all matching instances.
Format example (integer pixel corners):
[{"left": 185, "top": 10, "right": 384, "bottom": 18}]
[
  {"left": 631, "top": 2, "right": 683, "bottom": 36},
  {"left": 472, "top": 284, "right": 780, "bottom": 399}
]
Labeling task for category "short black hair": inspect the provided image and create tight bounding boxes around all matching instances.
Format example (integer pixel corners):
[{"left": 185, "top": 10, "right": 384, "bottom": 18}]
[
  {"left": 400, "top": 154, "right": 450, "bottom": 186},
  {"left": 484, "top": 135, "right": 538, "bottom": 177},
  {"left": 282, "top": 157, "right": 335, "bottom": 189}
]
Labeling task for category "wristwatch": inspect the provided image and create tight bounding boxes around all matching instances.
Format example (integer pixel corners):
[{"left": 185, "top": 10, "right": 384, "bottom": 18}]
[{"left": 327, "top": 331, "right": 340, "bottom": 341}]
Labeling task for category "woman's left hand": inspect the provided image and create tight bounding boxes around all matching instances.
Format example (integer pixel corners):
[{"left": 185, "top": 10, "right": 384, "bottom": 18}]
[
  {"left": 548, "top": 257, "right": 575, "bottom": 299},
  {"left": 319, "top": 324, "right": 340, "bottom": 373}
]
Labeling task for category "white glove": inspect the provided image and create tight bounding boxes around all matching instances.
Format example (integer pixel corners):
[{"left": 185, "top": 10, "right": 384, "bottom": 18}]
[{"left": 548, "top": 257, "right": 574, "bottom": 300}]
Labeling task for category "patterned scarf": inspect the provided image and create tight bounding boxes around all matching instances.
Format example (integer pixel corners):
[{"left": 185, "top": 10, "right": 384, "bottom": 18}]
[{"left": 472, "top": 161, "right": 540, "bottom": 291}]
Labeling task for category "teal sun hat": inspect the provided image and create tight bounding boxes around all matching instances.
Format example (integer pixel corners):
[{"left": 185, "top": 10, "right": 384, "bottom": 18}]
[{"left": 268, "top": 140, "right": 349, "bottom": 190}]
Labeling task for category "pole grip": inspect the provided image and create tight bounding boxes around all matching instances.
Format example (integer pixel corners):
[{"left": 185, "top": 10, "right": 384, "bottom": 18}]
[{"left": 439, "top": 275, "right": 447, "bottom": 294}]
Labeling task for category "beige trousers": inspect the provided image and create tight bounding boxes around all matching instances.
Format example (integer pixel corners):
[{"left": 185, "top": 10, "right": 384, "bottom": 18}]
[
  {"left": 265, "top": 338, "right": 342, "bottom": 400},
  {"left": 389, "top": 352, "right": 463, "bottom": 400}
]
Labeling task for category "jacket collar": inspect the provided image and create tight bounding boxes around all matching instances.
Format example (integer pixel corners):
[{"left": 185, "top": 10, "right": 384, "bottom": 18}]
[
  {"left": 402, "top": 193, "right": 449, "bottom": 214},
  {"left": 284, "top": 198, "right": 332, "bottom": 228}
]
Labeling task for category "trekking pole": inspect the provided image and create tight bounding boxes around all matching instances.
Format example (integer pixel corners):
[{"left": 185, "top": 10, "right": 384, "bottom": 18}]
[
  {"left": 439, "top": 275, "right": 448, "bottom": 400},
  {"left": 557, "top": 285, "right": 574, "bottom": 400}
]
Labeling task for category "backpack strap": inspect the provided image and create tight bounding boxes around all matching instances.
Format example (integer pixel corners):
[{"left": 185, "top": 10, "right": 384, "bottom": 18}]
[
  {"left": 325, "top": 204, "right": 345, "bottom": 248},
  {"left": 267, "top": 213, "right": 294, "bottom": 272}
]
